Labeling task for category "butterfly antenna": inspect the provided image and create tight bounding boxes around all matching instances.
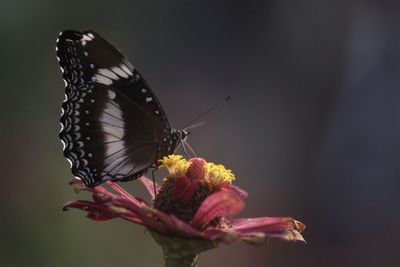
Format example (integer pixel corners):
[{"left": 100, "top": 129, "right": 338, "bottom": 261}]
[
  {"left": 183, "top": 121, "right": 206, "bottom": 132},
  {"left": 182, "top": 96, "right": 231, "bottom": 129}
]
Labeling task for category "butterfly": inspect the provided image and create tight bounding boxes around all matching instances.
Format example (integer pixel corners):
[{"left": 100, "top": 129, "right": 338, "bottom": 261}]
[{"left": 56, "top": 30, "right": 188, "bottom": 187}]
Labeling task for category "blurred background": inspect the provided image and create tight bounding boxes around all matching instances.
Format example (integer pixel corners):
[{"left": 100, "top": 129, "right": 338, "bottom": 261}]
[{"left": 1, "top": 0, "right": 399, "bottom": 266}]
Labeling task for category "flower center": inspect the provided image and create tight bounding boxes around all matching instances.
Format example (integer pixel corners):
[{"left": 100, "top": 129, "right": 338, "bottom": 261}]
[
  {"left": 154, "top": 179, "right": 217, "bottom": 225},
  {"left": 153, "top": 155, "right": 235, "bottom": 228}
]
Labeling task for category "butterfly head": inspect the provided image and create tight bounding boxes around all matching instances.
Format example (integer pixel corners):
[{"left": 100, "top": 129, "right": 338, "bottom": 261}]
[{"left": 173, "top": 129, "right": 189, "bottom": 142}]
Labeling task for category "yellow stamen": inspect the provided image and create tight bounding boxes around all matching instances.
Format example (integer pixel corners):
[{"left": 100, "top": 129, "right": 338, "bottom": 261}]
[
  {"left": 159, "top": 154, "right": 235, "bottom": 186},
  {"left": 158, "top": 155, "right": 191, "bottom": 176},
  {"left": 203, "top": 162, "right": 235, "bottom": 186}
]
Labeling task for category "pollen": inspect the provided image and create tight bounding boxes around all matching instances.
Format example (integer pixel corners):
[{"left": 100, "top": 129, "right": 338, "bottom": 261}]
[
  {"left": 203, "top": 162, "right": 235, "bottom": 186},
  {"left": 158, "top": 155, "right": 191, "bottom": 177}
]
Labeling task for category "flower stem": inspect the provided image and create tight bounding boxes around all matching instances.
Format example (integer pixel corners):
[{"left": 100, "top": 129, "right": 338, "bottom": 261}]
[
  {"left": 163, "top": 253, "right": 199, "bottom": 267},
  {"left": 150, "top": 231, "right": 218, "bottom": 267}
]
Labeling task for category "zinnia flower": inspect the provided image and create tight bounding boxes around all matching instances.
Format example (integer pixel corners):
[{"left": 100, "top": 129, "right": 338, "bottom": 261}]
[{"left": 64, "top": 155, "right": 305, "bottom": 266}]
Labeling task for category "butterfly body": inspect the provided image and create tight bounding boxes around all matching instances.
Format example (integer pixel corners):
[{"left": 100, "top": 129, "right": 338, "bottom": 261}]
[{"left": 56, "top": 30, "right": 186, "bottom": 187}]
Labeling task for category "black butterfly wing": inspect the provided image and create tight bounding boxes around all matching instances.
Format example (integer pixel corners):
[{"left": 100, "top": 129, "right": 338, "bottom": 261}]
[{"left": 56, "top": 30, "right": 177, "bottom": 187}]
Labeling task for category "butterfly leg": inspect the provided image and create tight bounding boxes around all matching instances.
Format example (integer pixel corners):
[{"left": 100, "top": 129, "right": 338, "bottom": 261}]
[
  {"left": 151, "top": 168, "right": 157, "bottom": 200},
  {"left": 180, "top": 140, "right": 191, "bottom": 158},
  {"left": 183, "top": 140, "right": 197, "bottom": 157}
]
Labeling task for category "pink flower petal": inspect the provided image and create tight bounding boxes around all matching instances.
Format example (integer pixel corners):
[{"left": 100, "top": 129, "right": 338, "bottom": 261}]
[
  {"left": 105, "top": 181, "right": 141, "bottom": 205},
  {"left": 137, "top": 176, "right": 160, "bottom": 199},
  {"left": 64, "top": 196, "right": 146, "bottom": 225},
  {"left": 118, "top": 214, "right": 144, "bottom": 225},
  {"left": 180, "top": 181, "right": 199, "bottom": 202},
  {"left": 227, "top": 185, "right": 248, "bottom": 199},
  {"left": 202, "top": 229, "right": 240, "bottom": 244},
  {"left": 141, "top": 205, "right": 204, "bottom": 238},
  {"left": 231, "top": 217, "right": 305, "bottom": 242},
  {"left": 231, "top": 217, "right": 304, "bottom": 231},
  {"left": 171, "top": 177, "right": 199, "bottom": 202},
  {"left": 171, "top": 176, "right": 190, "bottom": 197},
  {"left": 187, "top": 158, "right": 206, "bottom": 180},
  {"left": 190, "top": 191, "right": 245, "bottom": 229},
  {"left": 63, "top": 200, "right": 118, "bottom": 221},
  {"left": 162, "top": 215, "right": 203, "bottom": 238},
  {"left": 238, "top": 232, "right": 269, "bottom": 245},
  {"left": 111, "top": 198, "right": 169, "bottom": 234},
  {"left": 92, "top": 192, "right": 112, "bottom": 203}
]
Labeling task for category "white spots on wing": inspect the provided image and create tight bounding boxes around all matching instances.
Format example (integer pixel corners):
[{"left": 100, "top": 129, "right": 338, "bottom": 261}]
[
  {"left": 63, "top": 79, "right": 68, "bottom": 87},
  {"left": 120, "top": 63, "right": 133, "bottom": 76},
  {"left": 60, "top": 67, "right": 64, "bottom": 73},
  {"left": 61, "top": 139, "right": 66, "bottom": 150},
  {"left": 111, "top": 65, "right": 129, "bottom": 78},
  {"left": 154, "top": 110, "right": 160, "bottom": 115},
  {"left": 85, "top": 122, "right": 90, "bottom": 126},
  {"left": 141, "top": 88, "right": 147, "bottom": 93},
  {"left": 97, "top": 68, "right": 119, "bottom": 80},
  {"left": 83, "top": 51, "right": 88, "bottom": 56},
  {"left": 56, "top": 56, "right": 60, "bottom": 62},
  {"left": 101, "top": 101, "right": 124, "bottom": 140},
  {"left": 81, "top": 159, "right": 88, "bottom": 166},
  {"left": 81, "top": 33, "right": 94, "bottom": 46},
  {"left": 146, "top": 96, "right": 153, "bottom": 103},
  {"left": 101, "top": 99, "right": 126, "bottom": 172},
  {"left": 104, "top": 143, "right": 124, "bottom": 163},
  {"left": 90, "top": 64, "right": 95, "bottom": 69},
  {"left": 103, "top": 153, "right": 133, "bottom": 175},
  {"left": 63, "top": 94, "right": 68, "bottom": 102},
  {"left": 108, "top": 90, "right": 116, "bottom": 100},
  {"left": 93, "top": 74, "right": 113, "bottom": 85},
  {"left": 90, "top": 99, "right": 95, "bottom": 103},
  {"left": 66, "top": 158, "right": 73, "bottom": 168},
  {"left": 93, "top": 63, "right": 136, "bottom": 85}
]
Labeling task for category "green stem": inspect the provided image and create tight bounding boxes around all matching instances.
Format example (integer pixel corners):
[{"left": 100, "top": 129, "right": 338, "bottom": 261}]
[
  {"left": 150, "top": 231, "right": 218, "bottom": 267},
  {"left": 163, "top": 251, "right": 199, "bottom": 267}
]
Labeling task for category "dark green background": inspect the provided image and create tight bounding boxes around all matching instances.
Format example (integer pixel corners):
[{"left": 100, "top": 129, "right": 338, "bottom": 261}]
[{"left": 1, "top": 1, "right": 399, "bottom": 266}]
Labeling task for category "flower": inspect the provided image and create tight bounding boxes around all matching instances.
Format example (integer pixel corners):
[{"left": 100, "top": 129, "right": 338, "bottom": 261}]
[{"left": 64, "top": 155, "right": 305, "bottom": 266}]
